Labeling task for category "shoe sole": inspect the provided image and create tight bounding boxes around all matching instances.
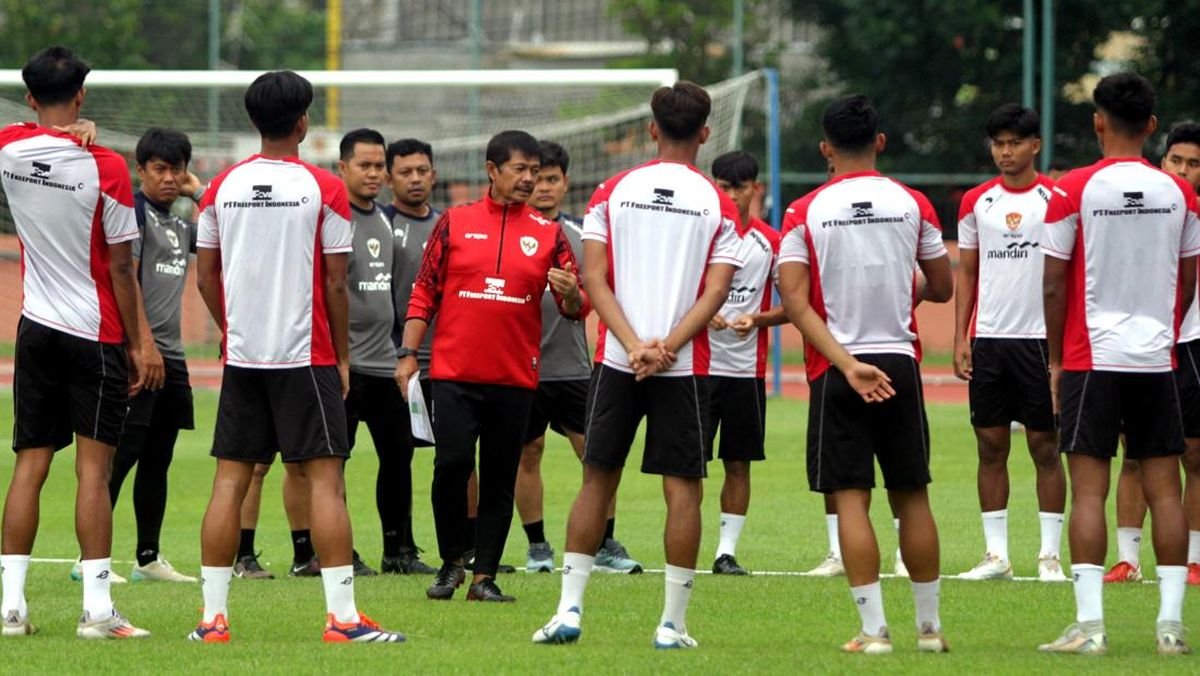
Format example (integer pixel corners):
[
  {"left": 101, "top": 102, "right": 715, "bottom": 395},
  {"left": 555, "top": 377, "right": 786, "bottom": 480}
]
[
  {"left": 1, "top": 625, "right": 36, "bottom": 636},
  {"left": 917, "top": 637, "right": 949, "bottom": 653},
  {"left": 595, "top": 565, "right": 643, "bottom": 575},
  {"left": 535, "top": 628, "right": 581, "bottom": 644}
]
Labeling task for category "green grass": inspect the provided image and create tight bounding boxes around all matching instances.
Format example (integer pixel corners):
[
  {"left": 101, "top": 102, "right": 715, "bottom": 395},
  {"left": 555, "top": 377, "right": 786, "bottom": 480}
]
[
  {"left": 781, "top": 348, "right": 955, "bottom": 368},
  {"left": 0, "top": 392, "right": 1194, "bottom": 673}
]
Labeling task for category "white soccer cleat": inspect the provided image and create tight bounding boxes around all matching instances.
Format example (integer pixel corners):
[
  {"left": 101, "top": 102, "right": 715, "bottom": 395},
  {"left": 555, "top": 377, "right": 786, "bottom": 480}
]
[
  {"left": 917, "top": 622, "right": 949, "bottom": 653},
  {"left": 1037, "top": 555, "right": 1068, "bottom": 582},
  {"left": 958, "top": 553, "right": 1013, "bottom": 580},
  {"left": 131, "top": 555, "right": 197, "bottom": 583},
  {"left": 805, "top": 552, "right": 845, "bottom": 577},
  {"left": 2, "top": 609, "right": 36, "bottom": 637},
  {"left": 1037, "top": 621, "right": 1106, "bottom": 655},
  {"left": 76, "top": 609, "right": 150, "bottom": 640},
  {"left": 1157, "top": 621, "right": 1192, "bottom": 656},
  {"left": 842, "top": 626, "right": 893, "bottom": 654},
  {"left": 532, "top": 608, "right": 582, "bottom": 645},
  {"left": 653, "top": 622, "right": 698, "bottom": 649}
]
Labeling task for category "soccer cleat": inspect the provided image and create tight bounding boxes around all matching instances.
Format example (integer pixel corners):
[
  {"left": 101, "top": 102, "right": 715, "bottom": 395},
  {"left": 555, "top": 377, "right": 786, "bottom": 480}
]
[
  {"left": 653, "top": 622, "right": 698, "bottom": 649},
  {"left": 1187, "top": 563, "right": 1200, "bottom": 586},
  {"left": 463, "top": 550, "right": 517, "bottom": 574},
  {"left": 131, "top": 555, "right": 197, "bottom": 583},
  {"left": 1157, "top": 620, "right": 1192, "bottom": 655},
  {"left": 1037, "top": 621, "right": 1107, "bottom": 655},
  {"left": 466, "top": 577, "right": 515, "bottom": 602},
  {"left": 1038, "top": 555, "right": 1069, "bottom": 582},
  {"left": 712, "top": 554, "right": 749, "bottom": 576},
  {"left": 841, "top": 627, "right": 892, "bottom": 654},
  {"left": 352, "top": 551, "right": 378, "bottom": 577},
  {"left": 958, "top": 553, "right": 1013, "bottom": 581},
  {"left": 426, "top": 562, "right": 466, "bottom": 600},
  {"left": 233, "top": 552, "right": 274, "bottom": 580},
  {"left": 322, "top": 612, "right": 405, "bottom": 643},
  {"left": 595, "top": 538, "right": 643, "bottom": 574},
  {"left": 526, "top": 542, "right": 555, "bottom": 573},
  {"left": 532, "top": 607, "right": 582, "bottom": 644},
  {"left": 917, "top": 622, "right": 949, "bottom": 652},
  {"left": 187, "top": 613, "right": 230, "bottom": 643},
  {"left": 70, "top": 561, "right": 127, "bottom": 584},
  {"left": 1102, "top": 560, "right": 1141, "bottom": 583},
  {"left": 894, "top": 556, "right": 909, "bottom": 578},
  {"left": 381, "top": 549, "right": 437, "bottom": 575},
  {"left": 289, "top": 555, "right": 321, "bottom": 577},
  {"left": 76, "top": 609, "right": 150, "bottom": 640},
  {"left": 2, "top": 609, "right": 36, "bottom": 636},
  {"left": 805, "top": 551, "right": 845, "bottom": 577}
]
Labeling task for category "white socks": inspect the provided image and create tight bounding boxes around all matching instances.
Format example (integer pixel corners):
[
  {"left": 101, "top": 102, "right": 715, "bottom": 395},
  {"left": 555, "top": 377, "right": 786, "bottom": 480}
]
[
  {"left": 716, "top": 513, "right": 746, "bottom": 558},
  {"left": 850, "top": 581, "right": 887, "bottom": 635},
  {"left": 661, "top": 564, "right": 695, "bottom": 631},
  {"left": 981, "top": 510, "right": 1008, "bottom": 561},
  {"left": 1188, "top": 531, "right": 1200, "bottom": 565},
  {"left": 911, "top": 578, "right": 941, "bottom": 631},
  {"left": 321, "top": 565, "right": 358, "bottom": 624},
  {"left": 1116, "top": 527, "right": 1142, "bottom": 567},
  {"left": 1072, "top": 563, "right": 1104, "bottom": 623},
  {"left": 557, "top": 552, "right": 594, "bottom": 616},
  {"left": 826, "top": 514, "right": 841, "bottom": 558},
  {"left": 80, "top": 558, "right": 114, "bottom": 618},
  {"left": 0, "top": 554, "right": 30, "bottom": 618},
  {"left": 1038, "top": 512, "right": 1064, "bottom": 558},
  {"left": 200, "top": 566, "right": 232, "bottom": 623},
  {"left": 1157, "top": 565, "right": 1187, "bottom": 624}
]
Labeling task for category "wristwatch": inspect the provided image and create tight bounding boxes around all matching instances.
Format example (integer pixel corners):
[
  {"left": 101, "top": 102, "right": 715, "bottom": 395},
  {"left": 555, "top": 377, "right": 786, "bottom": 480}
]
[{"left": 395, "top": 346, "right": 417, "bottom": 359}]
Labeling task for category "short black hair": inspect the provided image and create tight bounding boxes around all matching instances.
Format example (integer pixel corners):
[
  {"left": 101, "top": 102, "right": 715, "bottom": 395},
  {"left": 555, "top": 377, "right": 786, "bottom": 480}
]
[
  {"left": 651, "top": 81, "right": 711, "bottom": 141},
  {"left": 1093, "top": 72, "right": 1156, "bottom": 137},
  {"left": 1165, "top": 121, "right": 1200, "bottom": 154},
  {"left": 135, "top": 128, "right": 192, "bottom": 167},
  {"left": 986, "top": 103, "right": 1040, "bottom": 139},
  {"left": 244, "top": 71, "right": 313, "bottom": 140},
  {"left": 339, "top": 128, "right": 385, "bottom": 161},
  {"left": 711, "top": 150, "right": 760, "bottom": 185},
  {"left": 822, "top": 94, "right": 878, "bottom": 153},
  {"left": 486, "top": 130, "right": 541, "bottom": 168},
  {"left": 538, "top": 140, "right": 570, "bottom": 174},
  {"left": 22, "top": 46, "right": 90, "bottom": 106},
  {"left": 386, "top": 138, "right": 433, "bottom": 172}
]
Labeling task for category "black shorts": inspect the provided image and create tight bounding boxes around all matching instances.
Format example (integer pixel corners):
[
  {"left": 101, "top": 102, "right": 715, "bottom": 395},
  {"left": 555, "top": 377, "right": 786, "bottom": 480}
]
[
  {"left": 968, "top": 337, "right": 1055, "bottom": 431},
  {"left": 581, "top": 364, "right": 709, "bottom": 478},
  {"left": 705, "top": 376, "right": 766, "bottom": 462},
  {"left": 523, "top": 378, "right": 589, "bottom": 444},
  {"left": 1058, "top": 369, "right": 1185, "bottom": 459},
  {"left": 344, "top": 371, "right": 407, "bottom": 452},
  {"left": 1175, "top": 340, "right": 1200, "bottom": 439},
  {"left": 807, "top": 353, "right": 931, "bottom": 493},
  {"left": 211, "top": 365, "right": 349, "bottom": 464},
  {"left": 126, "top": 357, "right": 194, "bottom": 430},
  {"left": 12, "top": 318, "right": 129, "bottom": 451}
]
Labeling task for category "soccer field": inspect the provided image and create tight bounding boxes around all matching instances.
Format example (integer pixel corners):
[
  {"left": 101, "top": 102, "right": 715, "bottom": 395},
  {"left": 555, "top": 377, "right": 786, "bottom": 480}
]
[{"left": 0, "top": 392, "right": 1194, "bottom": 673}]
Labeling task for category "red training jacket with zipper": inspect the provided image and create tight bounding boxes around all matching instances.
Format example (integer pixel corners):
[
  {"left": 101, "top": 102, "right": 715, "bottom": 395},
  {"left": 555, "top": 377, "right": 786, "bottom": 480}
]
[{"left": 407, "top": 193, "right": 589, "bottom": 389}]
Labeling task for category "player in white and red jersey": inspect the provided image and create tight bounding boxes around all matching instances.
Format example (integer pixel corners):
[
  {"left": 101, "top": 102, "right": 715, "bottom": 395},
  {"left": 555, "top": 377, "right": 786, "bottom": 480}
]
[
  {"left": 188, "top": 71, "right": 403, "bottom": 644},
  {"left": 1038, "top": 72, "right": 1199, "bottom": 656},
  {"left": 0, "top": 46, "right": 152, "bottom": 640},
  {"left": 776, "top": 94, "right": 953, "bottom": 655},
  {"left": 1106, "top": 121, "right": 1200, "bottom": 586},
  {"left": 954, "top": 104, "right": 1067, "bottom": 583},
  {"left": 705, "top": 150, "right": 784, "bottom": 576}
]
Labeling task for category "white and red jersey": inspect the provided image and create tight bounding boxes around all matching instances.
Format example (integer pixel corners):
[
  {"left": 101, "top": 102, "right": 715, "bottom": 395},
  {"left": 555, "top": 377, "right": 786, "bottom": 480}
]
[
  {"left": 957, "top": 175, "right": 1055, "bottom": 339},
  {"left": 777, "top": 171, "right": 948, "bottom": 382},
  {"left": 582, "top": 159, "right": 745, "bottom": 377},
  {"left": 0, "top": 123, "right": 138, "bottom": 343},
  {"left": 1042, "top": 158, "right": 1200, "bottom": 372},
  {"left": 197, "top": 155, "right": 352, "bottom": 369},
  {"left": 709, "top": 217, "right": 780, "bottom": 378}
]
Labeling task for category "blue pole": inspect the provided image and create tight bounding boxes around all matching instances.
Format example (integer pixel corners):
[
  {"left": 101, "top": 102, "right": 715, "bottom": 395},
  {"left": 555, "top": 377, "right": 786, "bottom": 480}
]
[{"left": 765, "top": 68, "right": 783, "bottom": 397}]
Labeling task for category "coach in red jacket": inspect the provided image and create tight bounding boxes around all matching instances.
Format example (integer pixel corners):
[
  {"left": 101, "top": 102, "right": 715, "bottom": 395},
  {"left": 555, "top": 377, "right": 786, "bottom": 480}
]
[{"left": 397, "top": 130, "right": 587, "bottom": 603}]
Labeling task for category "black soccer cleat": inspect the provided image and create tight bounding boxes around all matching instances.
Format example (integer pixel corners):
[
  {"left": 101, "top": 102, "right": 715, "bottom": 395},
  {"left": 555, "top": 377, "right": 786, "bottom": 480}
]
[
  {"left": 289, "top": 555, "right": 322, "bottom": 578},
  {"left": 712, "top": 554, "right": 750, "bottom": 576},
  {"left": 426, "top": 562, "right": 466, "bottom": 600},
  {"left": 381, "top": 549, "right": 437, "bottom": 575},
  {"left": 466, "top": 578, "right": 516, "bottom": 603}
]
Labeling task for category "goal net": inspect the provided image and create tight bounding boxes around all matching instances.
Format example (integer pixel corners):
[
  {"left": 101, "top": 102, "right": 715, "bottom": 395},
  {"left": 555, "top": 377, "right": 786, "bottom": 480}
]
[{"left": 0, "top": 68, "right": 770, "bottom": 348}]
